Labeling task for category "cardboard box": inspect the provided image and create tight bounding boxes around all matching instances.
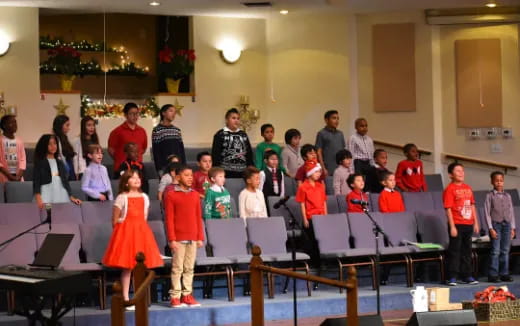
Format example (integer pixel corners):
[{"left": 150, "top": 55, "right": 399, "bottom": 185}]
[
  {"left": 427, "top": 287, "right": 450, "bottom": 305},
  {"left": 429, "top": 303, "right": 463, "bottom": 311}
]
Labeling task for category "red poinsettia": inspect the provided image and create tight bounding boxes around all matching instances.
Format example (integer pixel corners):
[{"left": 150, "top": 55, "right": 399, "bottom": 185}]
[
  {"left": 47, "top": 46, "right": 82, "bottom": 76},
  {"left": 158, "top": 45, "right": 195, "bottom": 80}
]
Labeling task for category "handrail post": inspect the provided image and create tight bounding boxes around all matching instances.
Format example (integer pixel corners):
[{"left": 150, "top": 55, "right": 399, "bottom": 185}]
[
  {"left": 133, "top": 252, "right": 148, "bottom": 326},
  {"left": 111, "top": 281, "right": 125, "bottom": 326},
  {"left": 346, "top": 266, "right": 359, "bottom": 326},
  {"left": 250, "top": 246, "right": 265, "bottom": 326}
]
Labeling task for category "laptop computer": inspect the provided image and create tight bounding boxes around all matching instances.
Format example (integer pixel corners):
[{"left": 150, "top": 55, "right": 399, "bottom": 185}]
[{"left": 29, "top": 233, "right": 74, "bottom": 269}]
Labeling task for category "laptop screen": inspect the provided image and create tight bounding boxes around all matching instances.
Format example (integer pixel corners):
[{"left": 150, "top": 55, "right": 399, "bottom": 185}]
[{"left": 32, "top": 234, "right": 74, "bottom": 268}]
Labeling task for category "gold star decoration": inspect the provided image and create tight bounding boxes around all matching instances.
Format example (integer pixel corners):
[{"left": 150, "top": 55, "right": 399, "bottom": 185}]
[
  {"left": 54, "top": 98, "right": 69, "bottom": 115},
  {"left": 173, "top": 98, "right": 185, "bottom": 116}
]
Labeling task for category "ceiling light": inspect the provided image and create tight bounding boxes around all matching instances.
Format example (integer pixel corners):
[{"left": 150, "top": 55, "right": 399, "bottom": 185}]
[
  {"left": 279, "top": 9, "right": 289, "bottom": 15},
  {"left": 485, "top": 1, "right": 497, "bottom": 8},
  {"left": 149, "top": 1, "right": 160, "bottom": 6}
]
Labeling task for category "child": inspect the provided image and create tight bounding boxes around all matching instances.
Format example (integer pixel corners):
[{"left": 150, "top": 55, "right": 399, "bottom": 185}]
[
  {"left": 81, "top": 144, "right": 113, "bottom": 201},
  {"left": 346, "top": 174, "right": 368, "bottom": 213},
  {"left": 281, "top": 128, "right": 303, "bottom": 178},
  {"left": 333, "top": 149, "right": 353, "bottom": 196},
  {"left": 255, "top": 124, "right": 283, "bottom": 171},
  {"left": 74, "top": 116, "right": 99, "bottom": 179},
  {"left": 348, "top": 118, "right": 374, "bottom": 175},
  {"left": 239, "top": 166, "right": 268, "bottom": 218},
  {"left": 33, "top": 134, "right": 82, "bottom": 210},
  {"left": 484, "top": 171, "right": 515, "bottom": 283},
  {"left": 53, "top": 115, "right": 76, "bottom": 180},
  {"left": 102, "top": 170, "right": 164, "bottom": 308},
  {"left": 160, "top": 162, "right": 182, "bottom": 201},
  {"left": 295, "top": 160, "right": 327, "bottom": 266},
  {"left": 444, "top": 162, "right": 479, "bottom": 286},
  {"left": 259, "top": 150, "right": 285, "bottom": 198},
  {"left": 365, "top": 149, "right": 390, "bottom": 193},
  {"left": 203, "top": 167, "right": 232, "bottom": 219},
  {"left": 158, "top": 155, "right": 181, "bottom": 200},
  {"left": 315, "top": 110, "right": 346, "bottom": 177},
  {"left": 163, "top": 165, "right": 204, "bottom": 307},
  {"left": 295, "top": 144, "right": 326, "bottom": 185},
  {"left": 395, "top": 143, "right": 427, "bottom": 192},
  {"left": 192, "top": 151, "right": 212, "bottom": 198},
  {"left": 378, "top": 172, "right": 405, "bottom": 213},
  {"left": 211, "top": 108, "right": 254, "bottom": 178},
  {"left": 116, "top": 142, "right": 148, "bottom": 194},
  {"left": 152, "top": 104, "right": 186, "bottom": 175},
  {"left": 0, "top": 115, "right": 26, "bottom": 183}
]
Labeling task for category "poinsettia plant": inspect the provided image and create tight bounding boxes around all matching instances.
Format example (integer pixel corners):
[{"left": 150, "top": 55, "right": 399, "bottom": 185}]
[
  {"left": 158, "top": 45, "right": 196, "bottom": 80},
  {"left": 46, "top": 46, "right": 82, "bottom": 76}
]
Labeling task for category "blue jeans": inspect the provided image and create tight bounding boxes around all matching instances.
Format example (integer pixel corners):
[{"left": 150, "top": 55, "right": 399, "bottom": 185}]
[{"left": 489, "top": 221, "right": 512, "bottom": 277}]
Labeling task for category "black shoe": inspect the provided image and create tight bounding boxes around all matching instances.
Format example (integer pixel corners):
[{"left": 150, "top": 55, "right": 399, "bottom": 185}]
[
  {"left": 500, "top": 275, "right": 513, "bottom": 282},
  {"left": 380, "top": 280, "right": 387, "bottom": 286},
  {"left": 488, "top": 276, "right": 500, "bottom": 283}
]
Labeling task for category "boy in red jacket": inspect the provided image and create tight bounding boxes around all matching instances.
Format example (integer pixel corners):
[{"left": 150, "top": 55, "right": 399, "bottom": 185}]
[
  {"left": 378, "top": 171, "right": 405, "bottom": 213},
  {"left": 346, "top": 173, "right": 369, "bottom": 213},
  {"left": 164, "top": 165, "right": 204, "bottom": 308},
  {"left": 395, "top": 143, "right": 427, "bottom": 192}
]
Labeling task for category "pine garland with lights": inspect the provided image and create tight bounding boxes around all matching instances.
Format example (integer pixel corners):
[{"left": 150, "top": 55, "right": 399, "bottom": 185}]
[
  {"left": 81, "top": 94, "right": 160, "bottom": 118},
  {"left": 40, "top": 36, "right": 122, "bottom": 53}
]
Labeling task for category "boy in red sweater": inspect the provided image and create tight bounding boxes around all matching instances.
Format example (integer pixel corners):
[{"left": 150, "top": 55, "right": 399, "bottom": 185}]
[
  {"left": 192, "top": 151, "right": 212, "bottom": 198},
  {"left": 378, "top": 172, "right": 405, "bottom": 213},
  {"left": 444, "top": 162, "right": 479, "bottom": 286},
  {"left": 395, "top": 143, "right": 427, "bottom": 192},
  {"left": 296, "top": 160, "right": 327, "bottom": 267},
  {"left": 346, "top": 173, "right": 369, "bottom": 213},
  {"left": 164, "top": 165, "right": 205, "bottom": 307}
]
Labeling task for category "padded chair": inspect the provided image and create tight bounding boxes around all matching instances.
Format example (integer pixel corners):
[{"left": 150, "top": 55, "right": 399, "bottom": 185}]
[
  {"left": 45, "top": 202, "right": 83, "bottom": 224},
  {"left": 148, "top": 200, "right": 163, "bottom": 221},
  {"left": 0, "top": 202, "right": 42, "bottom": 226},
  {"left": 313, "top": 213, "right": 376, "bottom": 291},
  {"left": 23, "top": 164, "right": 34, "bottom": 181},
  {"left": 369, "top": 193, "right": 380, "bottom": 213},
  {"left": 402, "top": 192, "right": 435, "bottom": 213},
  {"left": 325, "top": 176, "right": 334, "bottom": 195},
  {"left": 425, "top": 174, "right": 444, "bottom": 192},
  {"left": 0, "top": 185, "right": 3, "bottom": 203},
  {"left": 148, "top": 220, "right": 167, "bottom": 254},
  {"left": 246, "top": 217, "right": 311, "bottom": 297},
  {"left": 473, "top": 190, "right": 488, "bottom": 209},
  {"left": 148, "top": 179, "right": 159, "bottom": 201},
  {"left": 5, "top": 181, "right": 33, "bottom": 203},
  {"left": 506, "top": 189, "right": 520, "bottom": 206},
  {"left": 110, "top": 180, "right": 119, "bottom": 194},
  {"left": 267, "top": 196, "right": 304, "bottom": 234},
  {"left": 225, "top": 178, "right": 244, "bottom": 204},
  {"left": 336, "top": 194, "right": 347, "bottom": 214},
  {"left": 144, "top": 162, "right": 158, "bottom": 179},
  {"left": 326, "top": 195, "right": 340, "bottom": 214},
  {"left": 511, "top": 207, "right": 520, "bottom": 248},
  {"left": 284, "top": 176, "right": 297, "bottom": 197},
  {"left": 230, "top": 197, "right": 239, "bottom": 218},
  {"left": 69, "top": 180, "right": 86, "bottom": 201},
  {"left": 80, "top": 200, "right": 114, "bottom": 224},
  {"left": 431, "top": 191, "right": 444, "bottom": 210}
]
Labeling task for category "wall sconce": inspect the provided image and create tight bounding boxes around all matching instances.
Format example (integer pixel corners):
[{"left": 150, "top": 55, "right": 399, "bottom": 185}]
[
  {"left": 0, "top": 32, "right": 10, "bottom": 57},
  {"left": 219, "top": 39, "right": 242, "bottom": 64},
  {"left": 238, "top": 95, "right": 260, "bottom": 131}
]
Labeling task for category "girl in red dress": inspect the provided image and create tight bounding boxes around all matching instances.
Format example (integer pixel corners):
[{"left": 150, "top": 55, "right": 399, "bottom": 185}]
[{"left": 102, "top": 170, "right": 163, "bottom": 304}]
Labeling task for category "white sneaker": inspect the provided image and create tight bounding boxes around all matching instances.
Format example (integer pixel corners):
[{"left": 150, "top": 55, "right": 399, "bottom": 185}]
[{"left": 125, "top": 305, "right": 135, "bottom": 311}]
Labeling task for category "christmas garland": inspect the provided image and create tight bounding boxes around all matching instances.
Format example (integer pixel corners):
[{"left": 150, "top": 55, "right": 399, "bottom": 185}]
[
  {"left": 40, "top": 36, "right": 122, "bottom": 53},
  {"left": 40, "top": 59, "right": 148, "bottom": 76},
  {"left": 81, "top": 95, "right": 160, "bottom": 118}
]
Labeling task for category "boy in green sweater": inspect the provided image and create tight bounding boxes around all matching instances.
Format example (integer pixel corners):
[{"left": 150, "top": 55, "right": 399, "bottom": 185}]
[
  {"left": 255, "top": 123, "right": 283, "bottom": 171},
  {"left": 203, "top": 167, "right": 232, "bottom": 219}
]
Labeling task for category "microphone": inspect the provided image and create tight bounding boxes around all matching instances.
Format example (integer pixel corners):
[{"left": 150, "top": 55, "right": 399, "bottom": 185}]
[
  {"left": 273, "top": 196, "right": 291, "bottom": 209},
  {"left": 350, "top": 199, "right": 369, "bottom": 206},
  {"left": 45, "top": 203, "right": 52, "bottom": 231}
]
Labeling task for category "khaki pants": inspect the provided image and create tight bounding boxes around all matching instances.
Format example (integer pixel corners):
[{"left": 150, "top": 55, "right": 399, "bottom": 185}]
[{"left": 169, "top": 241, "right": 197, "bottom": 299}]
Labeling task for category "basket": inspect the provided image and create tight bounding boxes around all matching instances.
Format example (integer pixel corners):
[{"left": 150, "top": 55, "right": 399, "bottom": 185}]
[{"left": 462, "top": 300, "right": 520, "bottom": 322}]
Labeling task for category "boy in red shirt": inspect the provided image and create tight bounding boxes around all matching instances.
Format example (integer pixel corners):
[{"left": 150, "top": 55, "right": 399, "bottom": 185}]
[
  {"left": 444, "top": 162, "right": 479, "bottom": 286},
  {"left": 346, "top": 173, "right": 369, "bottom": 213},
  {"left": 164, "top": 165, "right": 205, "bottom": 307},
  {"left": 296, "top": 160, "right": 327, "bottom": 266},
  {"left": 295, "top": 144, "right": 326, "bottom": 186},
  {"left": 192, "top": 151, "right": 212, "bottom": 198},
  {"left": 378, "top": 172, "right": 405, "bottom": 213},
  {"left": 395, "top": 143, "right": 427, "bottom": 192}
]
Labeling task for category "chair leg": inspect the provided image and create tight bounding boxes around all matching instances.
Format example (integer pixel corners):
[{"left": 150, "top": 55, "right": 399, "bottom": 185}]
[
  {"left": 267, "top": 272, "right": 274, "bottom": 299},
  {"left": 282, "top": 276, "right": 290, "bottom": 293},
  {"left": 227, "top": 267, "right": 235, "bottom": 302},
  {"left": 405, "top": 255, "right": 413, "bottom": 288},
  {"left": 97, "top": 273, "right": 106, "bottom": 310},
  {"left": 337, "top": 259, "right": 344, "bottom": 294},
  {"left": 439, "top": 254, "right": 445, "bottom": 283},
  {"left": 304, "top": 262, "right": 311, "bottom": 297}
]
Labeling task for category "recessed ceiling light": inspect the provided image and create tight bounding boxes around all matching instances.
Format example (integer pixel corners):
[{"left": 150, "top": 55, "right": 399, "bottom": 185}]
[
  {"left": 279, "top": 9, "right": 289, "bottom": 15},
  {"left": 149, "top": 1, "right": 160, "bottom": 6},
  {"left": 485, "top": 1, "right": 497, "bottom": 7}
]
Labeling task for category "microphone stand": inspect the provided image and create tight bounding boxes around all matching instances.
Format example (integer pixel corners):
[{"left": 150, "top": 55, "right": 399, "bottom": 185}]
[
  {"left": 0, "top": 217, "right": 50, "bottom": 248},
  {"left": 280, "top": 201, "right": 298, "bottom": 326}
]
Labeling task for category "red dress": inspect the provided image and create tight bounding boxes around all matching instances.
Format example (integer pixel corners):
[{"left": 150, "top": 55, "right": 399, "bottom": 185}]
[{"left": 102, "top": 196, "right": 163, "bottom": 269}]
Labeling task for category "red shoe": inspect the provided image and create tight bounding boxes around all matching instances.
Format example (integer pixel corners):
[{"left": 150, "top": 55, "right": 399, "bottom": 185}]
[
  {"left": 170, "top": 298, "right": 186, "bottom": 308},
  {"left": 181, "top": 294, "right": 201, "bottom": 307}
]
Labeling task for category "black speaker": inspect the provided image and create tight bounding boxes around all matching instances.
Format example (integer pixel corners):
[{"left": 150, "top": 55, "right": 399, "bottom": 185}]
[
  {"left": 320, "top": 315, "right": 384, "bottom": 326},
  {"left": 406, "top": 310, "right": 477, "bottom": 326}
]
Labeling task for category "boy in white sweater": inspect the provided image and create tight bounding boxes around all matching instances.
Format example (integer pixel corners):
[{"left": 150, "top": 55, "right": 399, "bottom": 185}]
[{"left": 238, "top": 166, "right": 268, "bottom": 219}]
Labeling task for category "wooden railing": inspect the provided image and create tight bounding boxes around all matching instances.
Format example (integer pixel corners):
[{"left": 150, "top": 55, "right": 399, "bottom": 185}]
[
  {"left": 111, "top": 253, "right": 156, "bottom": 326},
  {"left": 374, "top": 139, "right": 432, "bottom": 156},
  {"left": 249, "top": 246, "right": 359, "bottom": 326},
  {"left": 444, "top": 153, "right": 518, "bottom": 174}
]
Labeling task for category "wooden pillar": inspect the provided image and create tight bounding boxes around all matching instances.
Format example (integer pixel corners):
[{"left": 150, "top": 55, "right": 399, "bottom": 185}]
[
  {"left": 250, "top": 246, "right": 264, "bottom": 326},
  {"left": 133, "top": 252, "right": 148, "bottom": 326},
  {"left": 346, "top": 266, "right": 359, "bottom": 326},
  {"left": 111, "top": 281, "right": 125, "bottom": 326}
]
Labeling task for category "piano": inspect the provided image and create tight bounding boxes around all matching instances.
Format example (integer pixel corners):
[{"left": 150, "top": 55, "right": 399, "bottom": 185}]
[{"left": 0, "top": 266, "right": 91, "bottom": 325}]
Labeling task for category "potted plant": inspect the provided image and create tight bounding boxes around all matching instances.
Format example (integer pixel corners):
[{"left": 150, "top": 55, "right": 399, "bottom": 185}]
[
  {"left": 158, "top": 45, "right": 195, "bottom": 94},
  {"left": 47, "top": 46, "right": 81, "bottom": 91}
]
